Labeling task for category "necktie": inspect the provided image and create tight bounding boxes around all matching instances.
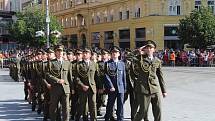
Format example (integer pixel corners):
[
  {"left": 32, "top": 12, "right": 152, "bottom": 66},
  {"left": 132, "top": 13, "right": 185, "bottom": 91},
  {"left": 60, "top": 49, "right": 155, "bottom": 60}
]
[{"left": 115, "top": 62, "right": 118, "bottom": 67}]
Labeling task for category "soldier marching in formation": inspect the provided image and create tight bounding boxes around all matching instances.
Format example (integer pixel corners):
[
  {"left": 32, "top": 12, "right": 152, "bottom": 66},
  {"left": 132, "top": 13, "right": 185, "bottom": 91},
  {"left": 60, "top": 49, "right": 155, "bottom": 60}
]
[{"left": 12, "top": 40, "right": 167, "bottom": 121}]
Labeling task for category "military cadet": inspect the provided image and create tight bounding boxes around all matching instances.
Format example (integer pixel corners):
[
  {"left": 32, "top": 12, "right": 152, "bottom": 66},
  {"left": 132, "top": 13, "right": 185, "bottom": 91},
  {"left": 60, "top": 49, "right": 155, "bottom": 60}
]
[
  {"left": 74, "top": 47, "right": 100, "bottom": 121},
  {"left": 34, "top": 50, "right": 45, "bottom": 114},
  {"left": 63, "top": 51, "right": 68, "bottom": 61},
  {"left": 123, "top": 48, "right": 136, "bottom": 120},
  {"left": 66, "top": 49, "right": 74, "bottom": 62},
  {"left": 104, "top": 46, "right": 126, "bottom": 121},
  {"left": 42, "top": 48, "right": 54, "bottom": 121},
  {"left": 91, "top": 51, "right": 98, "bottom": 63},
  {"left": 43, "top": 48, "right": 57, "bottom": 121},
  {"left": 97, "top": 51, "right": 102, "bottom": 62},
  {"left": 133, "top": 40, "right": 167, "bottom": 121},
  {"left": 46, "top": 45, "right": 74, "bottom": 121},
  {"left": 16, "top": 53, "right": 22, "bottom": 82},
  {"left": 20, "top": 55, "right": 29, "bottom": 100},
  {"left": 129, "top": 49, "right": 149, "bottom": 121},
  {"left": 96, "top": 49, "right": 109, "bottom": 116},
  {"left": 70, "top": 49, "right": 83, "bottom": 120},
  {"left": 30, "top": 52, "right": 40, "bottom": 112}
]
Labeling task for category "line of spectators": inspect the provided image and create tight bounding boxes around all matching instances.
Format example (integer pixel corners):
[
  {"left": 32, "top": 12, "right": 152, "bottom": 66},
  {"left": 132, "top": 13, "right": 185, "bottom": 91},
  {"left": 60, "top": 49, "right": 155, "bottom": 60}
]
[{"left": 156, "top": 49, "right": 215, "bottom": 67}]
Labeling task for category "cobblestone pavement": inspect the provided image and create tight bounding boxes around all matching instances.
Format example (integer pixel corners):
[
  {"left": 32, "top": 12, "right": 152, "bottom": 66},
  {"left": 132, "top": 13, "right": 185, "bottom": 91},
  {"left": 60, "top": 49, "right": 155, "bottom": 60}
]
[{"left": 0, "top": 67, "right": 215, "bottom": 121}]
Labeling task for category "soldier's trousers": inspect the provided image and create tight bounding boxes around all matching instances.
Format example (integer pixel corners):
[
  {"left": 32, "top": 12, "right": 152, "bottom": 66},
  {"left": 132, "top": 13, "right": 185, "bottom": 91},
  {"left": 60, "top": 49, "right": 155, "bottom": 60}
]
[
  {"left": 71, "top": 93, "right": 79, "bottom": 117},
  {"left": 43, "top": 89, "right": 50, "bottom": 119},
  {"left": 24, "top": 81, "right": 29, "bottom": 100},
  {"left": 105, "top": 93, "right": 124, "bottom": 121},
  {"left": 31, "top": 87, "right": 38, "bottom": 111},
  {"left": 49, "top": 88, "right": 70, "bottom": 121},
  {"left": 96, "top": 93, "right": 103, "bottom": 112},
  {"left": 133, "top": 93, "right": 162, "bottom": 121},
  {"left": 76, "top": 90, "right": 96, "bottom": 121}
]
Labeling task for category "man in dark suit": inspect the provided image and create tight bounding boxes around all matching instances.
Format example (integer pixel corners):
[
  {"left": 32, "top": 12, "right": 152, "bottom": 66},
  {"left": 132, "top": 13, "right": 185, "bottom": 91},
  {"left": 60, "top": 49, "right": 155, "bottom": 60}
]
[
  {"left": 133, "top": 40, "right": 167, "bottom": 121},
  {"left": 104, "top": 46, "right": 126, "bottom": 121},
  {"left": 46, "top": 45, "right": 74, "bottom": 121}
]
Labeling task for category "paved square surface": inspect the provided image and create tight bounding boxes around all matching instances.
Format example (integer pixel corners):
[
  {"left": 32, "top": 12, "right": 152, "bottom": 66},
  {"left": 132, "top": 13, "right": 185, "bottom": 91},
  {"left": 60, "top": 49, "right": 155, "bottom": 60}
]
[{"left": 0, "top": 67, "right": 215, "bottom": 121}]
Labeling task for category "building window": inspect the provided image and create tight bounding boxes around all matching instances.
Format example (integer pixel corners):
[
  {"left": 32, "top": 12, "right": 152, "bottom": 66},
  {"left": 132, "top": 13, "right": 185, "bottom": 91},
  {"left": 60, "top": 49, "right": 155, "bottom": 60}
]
[
  {"left": 125, "top": 10, "right": 129, "bottom": 19},
  {"left": 104, "top": 16, "right": 107, "bottom": 22},
  {"left": 95, "top": 16, "right": 100, "bottom": 24},
  {"left": 208, "top": 0, "right": 215, "bottom": 14},
  {"left": 119, "top": 29, "right": 130, "bottom": 39},
  {"left": 104, "top": 31, "right": 114, "bottom": 49},
  {"left": 75, "top": 17, "right": 77, "bottom": 26},
  {"left": 91, "top": 32, "right": 100, "bottom": 47},
  {"left": 119, "top": 29, "right": 130, "bottom": 49},
  {"left": 164, "top": 26, "right": 178, "bottom": 36},
  {"left": 195, "top": 0, "right": 201, "bottom": 10},
  {"left": 105, "top": 31, "right": 114, "bottom": 40},
  {"left": 108, "top": 9, "right": 114, "bottom": 22},
  {"left": 168, "top": 0, "right": 181, "bottom": 15},
  {"left": 135, "top": 8, "right": 141, "bottom": 18},
  {"left": 109, "top": 15, "right": 113, "bottom": 22},
  {"left": 135, "top": 28, "right": 146, "bottom": 48},
  {"left": 70, "top": 34, "right": 78, "bottom": 48},
  {"left": 64, "top": 18, "right": 67, "bottom": 28},
  {"left": 119, "top": 12, "right": 123, "bottom": 20},
  {"left": 70, "top": 17, "right": 73, "bottom": 27},
  {"left": 164, "top": 26, "right": 181, "bottom": 49},
  {"left": 136, "top": 28, "right": 146, "bottom": 38}
]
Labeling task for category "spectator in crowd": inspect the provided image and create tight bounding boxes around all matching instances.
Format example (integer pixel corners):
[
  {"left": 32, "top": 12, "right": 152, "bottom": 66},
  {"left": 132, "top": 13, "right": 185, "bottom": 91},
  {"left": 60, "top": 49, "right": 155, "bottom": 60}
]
[{"left": 169, "top": 50, "right": 176, "bottom": 67}]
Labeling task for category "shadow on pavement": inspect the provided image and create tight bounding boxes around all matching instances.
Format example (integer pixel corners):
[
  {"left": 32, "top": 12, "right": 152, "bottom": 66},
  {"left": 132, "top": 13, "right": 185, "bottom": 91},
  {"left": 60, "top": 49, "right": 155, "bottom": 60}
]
[{"left": 0, "top": 99, "right": 42, "bottom": 121}]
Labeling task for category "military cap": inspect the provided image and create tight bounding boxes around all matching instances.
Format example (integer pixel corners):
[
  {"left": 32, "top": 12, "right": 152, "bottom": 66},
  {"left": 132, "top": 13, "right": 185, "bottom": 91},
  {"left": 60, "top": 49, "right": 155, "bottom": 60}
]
[
  {"left": 92, "top": 51, "right": 97, "bottom": 55},
  {"left": 124, "top": 48, "right": 132, "bottom": 55},
  {"left": 36, "top": 49, "right": 43, "bottom": 55},
  {"left": 66, "top": 49, "right": 74, "bottom": 55},
  {"left": 54, "top": 44, "right": 64, "bottom": 51},
  {"left": 75, "top": 49, "right": 83, "bottom": 54},
  {"left": 145, "top": 40, "right": 157, "bottom": 48},
  {"left": 83, "top": 47, "right": 92, "bottom": 53},
  {"left": 101, "top": 49, "right": 110, "bottom": 55},
  {"left": 110, "top": 46, "right": 121, "bottom": 52},
  {"left": 41, "top": 50, "right": 47, "bottom": 55},
  {"left": 46, "top": 48, "right": 54, "bottom": 53}
]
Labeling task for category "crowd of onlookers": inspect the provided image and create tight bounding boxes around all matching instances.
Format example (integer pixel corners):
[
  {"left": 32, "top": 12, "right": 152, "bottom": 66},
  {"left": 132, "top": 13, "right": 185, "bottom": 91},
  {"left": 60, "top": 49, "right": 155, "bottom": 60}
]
[
  {"left": 156, "top": 49, "right": 215, "bottom": 67},
  {"left": 1, "top": 48, "right": 215, "bottom": 68}
]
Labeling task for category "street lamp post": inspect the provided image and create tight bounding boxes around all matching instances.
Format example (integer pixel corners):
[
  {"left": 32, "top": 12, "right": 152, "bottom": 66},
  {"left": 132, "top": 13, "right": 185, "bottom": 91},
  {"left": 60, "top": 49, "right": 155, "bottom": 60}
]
[{"left": 46, "top": 0, "right": 50, "bottom": 48}]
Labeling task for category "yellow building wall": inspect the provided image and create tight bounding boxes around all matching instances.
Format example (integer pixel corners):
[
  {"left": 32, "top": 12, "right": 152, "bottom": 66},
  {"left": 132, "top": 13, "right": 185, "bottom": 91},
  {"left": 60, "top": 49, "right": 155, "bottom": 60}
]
[{"left": 48, "top": 0, "right": 201, "bottom": 50}]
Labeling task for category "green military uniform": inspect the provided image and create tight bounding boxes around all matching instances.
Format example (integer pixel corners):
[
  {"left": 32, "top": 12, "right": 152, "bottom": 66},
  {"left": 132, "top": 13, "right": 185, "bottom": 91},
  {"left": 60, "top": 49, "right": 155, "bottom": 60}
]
[
  {"left": 123, "top": 49, "right": 136, "bottom": 120},
  {"left": 46, "top": 45, "right": 73, "bottom": 121},
  {"left": 43, "top": 48, "right": 54, "bottom": 121},
  {"left": 20, "top": 56, "right": 29, "bottom": 100},
  {"left": 133, "top": 40, "right": 166, "bottom": 121},
  {"left": 130, "top": 51, "right": 149, "bottom": 121},
  {"left": 34, "top": 51, "right": 45, "bottom": 114},
  {"left": 96, "top": 49, "right": 109, "bottom": 116},
  {"left": 70, "top": 49, "right": 89, "bottom": 120},
  {"left": 74, "top": 48, "right": 101, "bottom": 121},
  {"left": 30, "top": 57, "right": 39, "bottom": 111},
  {"left": 96, "top": 60, "right": 106, "bottom": 115}
]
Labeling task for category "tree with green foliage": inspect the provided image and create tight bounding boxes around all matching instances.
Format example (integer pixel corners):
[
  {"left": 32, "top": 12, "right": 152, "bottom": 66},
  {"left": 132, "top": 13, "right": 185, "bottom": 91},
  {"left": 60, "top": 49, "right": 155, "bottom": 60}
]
[
  {"left": 178, "top": 7, "right": 215, "bottom": 49},
  {"left": 9, "top": 6, "right": 62, "bottom": 48}
]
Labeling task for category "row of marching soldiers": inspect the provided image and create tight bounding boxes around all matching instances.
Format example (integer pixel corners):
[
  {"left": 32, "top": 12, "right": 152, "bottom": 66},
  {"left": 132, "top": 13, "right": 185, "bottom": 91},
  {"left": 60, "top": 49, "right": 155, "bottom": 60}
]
[{"left": 19, "top": 40, "right": 167, "bottom": 121}]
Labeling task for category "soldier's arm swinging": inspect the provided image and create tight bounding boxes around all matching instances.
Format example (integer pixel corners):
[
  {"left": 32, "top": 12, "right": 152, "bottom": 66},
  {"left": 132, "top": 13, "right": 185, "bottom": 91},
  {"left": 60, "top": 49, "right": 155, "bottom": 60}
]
[{"left": 156, "top": 61, "right": 167, "bottom": 97}]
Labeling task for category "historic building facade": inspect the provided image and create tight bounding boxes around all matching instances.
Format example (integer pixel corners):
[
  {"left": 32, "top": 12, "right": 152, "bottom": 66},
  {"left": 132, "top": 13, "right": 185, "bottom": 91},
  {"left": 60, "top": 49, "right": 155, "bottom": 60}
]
[{"left": 49, "top": 0, "right": 215, "bottom": 50}]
